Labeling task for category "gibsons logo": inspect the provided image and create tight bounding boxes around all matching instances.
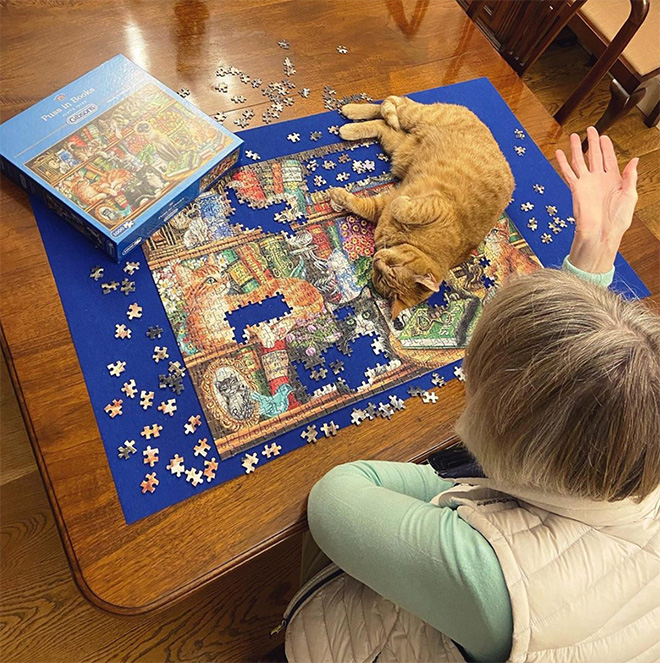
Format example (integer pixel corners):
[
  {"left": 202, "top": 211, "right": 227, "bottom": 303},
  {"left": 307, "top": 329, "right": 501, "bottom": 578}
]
[{"left": 41, "top": 88, "right": 96, "bottom": 122}]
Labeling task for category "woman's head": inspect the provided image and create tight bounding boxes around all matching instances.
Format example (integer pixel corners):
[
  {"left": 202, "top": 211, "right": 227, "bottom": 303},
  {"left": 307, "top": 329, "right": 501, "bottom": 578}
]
[{"left": 456, "top": 269, "right": 660, "bottom": 502}]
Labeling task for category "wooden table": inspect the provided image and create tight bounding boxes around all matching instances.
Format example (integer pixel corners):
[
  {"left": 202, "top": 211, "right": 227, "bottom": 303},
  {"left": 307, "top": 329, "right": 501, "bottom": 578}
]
[{"left": 1, "top": 0, "right": 658, "bottom": 616}]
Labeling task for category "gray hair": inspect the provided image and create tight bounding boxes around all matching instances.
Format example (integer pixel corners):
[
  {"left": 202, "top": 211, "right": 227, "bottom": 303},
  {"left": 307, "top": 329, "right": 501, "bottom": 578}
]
[{"left": 456, "top": 269, "right": 660, "bottom": 501}]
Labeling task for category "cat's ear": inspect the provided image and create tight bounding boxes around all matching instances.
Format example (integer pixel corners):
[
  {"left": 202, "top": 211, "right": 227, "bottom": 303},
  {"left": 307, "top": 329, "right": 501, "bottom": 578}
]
[
  {"left": 414, "top": 273, "right": 440, "bottom": 293},
  {"left": 391, "top": 297, "right": 407, "bottom": 319}
]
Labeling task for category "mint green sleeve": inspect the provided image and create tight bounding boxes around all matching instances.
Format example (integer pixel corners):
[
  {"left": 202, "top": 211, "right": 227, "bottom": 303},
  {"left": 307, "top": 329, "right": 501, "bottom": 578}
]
[
  {"left": 562, "top": 255, "right": 615, "bottom": 287},
  {"left": 307, "top": 461, "right": 513, "bottom": 663}
]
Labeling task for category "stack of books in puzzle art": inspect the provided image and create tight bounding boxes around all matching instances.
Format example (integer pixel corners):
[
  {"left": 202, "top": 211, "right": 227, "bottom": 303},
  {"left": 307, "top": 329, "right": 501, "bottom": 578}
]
[
  {"left": 0, "top": 57, "right": 649, "bottom": 524},
  {"left": 0, "top": 55, "right": 242, "bottom": 260}
]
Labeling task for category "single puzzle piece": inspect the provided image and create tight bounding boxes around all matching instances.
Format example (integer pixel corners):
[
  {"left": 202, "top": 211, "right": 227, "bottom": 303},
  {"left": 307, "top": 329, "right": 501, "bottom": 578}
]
[
  {"left": 520, "top": 202, "right": 534, "bottom": 212},
  {"left": 126, "top": 302, "right": 143, "bottom": 320},
  {"left": 143, "top": 445, "right": 160, "bottom": 467},
  {"left": 167, "top": 454, "right": 185, "bottom": 477},
  {"left": 431, "top": 373, "right": 446, "bottom": 388},
  {"left": 300, "top": 88, "right": 311, "bottom": 98},
  {"left": 120, "top": 278, "right": 136, "bottom": 295},
  {"left": 178, "top": 88, "right": 190, "bottom": 98},
  {"left": 336, "top": 45, "right": 348, "bottom": 54},
  {"left": 408, "top": 386, "right": 423, "bottom": 397},
  {"left": 533, "top": 184, "right": 545, "bottom": 194},
  {"left": 363, "top": 403, "right": 377, "bottom": 420},
  {"left": 310, "top": 366, "right": 328, "bottom": 381},
  {"left": 140, "top": 390, "right": 155, "bottom": 410},
  {"left": 193, "top": 437, "right": 211, "bottom": 457},
  {"left": 321, "top": 421, "right": 339, "bottom": 437},
  {"left": 146, "top": 325, "right": 163, "bottom": 339},
  {"left": 101, "top": 281, "right": 119, "bottom": 295},
  {"left": 278, "top": 39, "right": 290, "bottom": 49},
  {"left": 336, "top": 172, "right": 349, "bottom": 182},
  {"left": 158, "top": 398, "right": 177, "bottom": 416},
  {"left": 107, "top": 360, "right": 126, "bottom": 377},
  {"left": 287, "top": 132, "right": 301, "bottom": 143},
  {"left": 514, "top": 128, "right": 526, "bottom": 139},
  {"left": 262, "top": 442, "right": 282, "bottom": 458},
  {"left": 337, "top": 153, "right": 350, "bottom": 162},
  {"left": 378, "top": 402, "right": 394, "bottom": 419},
  {"left": 546, "top": 205, "right": 558, "bottom": 216},
  {"left": 118, "top": 439, "right": 137, "bottom": 459},
  {"left": 140, "top": 472, "right": 159, "bottom": 493},
  {"left": 514, "top": 146, "right": 526, "bottom": 156},
  {"left": 152, "top": 346, "right": 169, "bottom": 362},
  {"left": 351, "top": 409, "right": 365, "bottom": 426},
  {"left": 421, "top": 390, "right": 438, "bottom": 404},
  {"left": 527, "top": 217, "right": 538, "bottom": 231},
  {"left": 301, "top": 425, "right": 318, "bottom": 443},
  {"left": 242, "top": 452, "right": 259, "bottom": 474},
  {"left": 104, "top": 399, "right": 123, "bottom": 418},
  {"left": 184, "top": 414, "right": 202, "bottom": 435},
  {"left": 125, "top": 264, "right": 141, "bottom": 279},
  {"left": 389, "top": 394, "right": 406, "bottom": 410},
  {"left": 329, "top": 360, "right": 344, "bottom": 374},
  {"left": 90, "top": 265, "right": 104, "bottom": 281},
  {"left": 121, "top": 379, "right": 138, "bottom": 398},
  {"left": 203, "top": 457, "right": 219, "bottom": 481},
  {"left": 541, "top": 233, "right": 553, "bottom": 244},
  {"left": 453, "top": 366, "right": 466, "bottom": 382},
  {"left": 185, "top": 467, "right": 204, "bottom": 487},
  {"left": 115, "top": 323, "right": 132, "bottom": 340},
  {"left": 141, "top": 423, "right": 162, "bottom": 440}
]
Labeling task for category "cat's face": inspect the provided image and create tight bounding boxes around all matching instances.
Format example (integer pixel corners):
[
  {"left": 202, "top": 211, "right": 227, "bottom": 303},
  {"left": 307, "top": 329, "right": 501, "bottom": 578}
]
[{"left": 371, "top": 244, "right": 440, "bottom": 318}]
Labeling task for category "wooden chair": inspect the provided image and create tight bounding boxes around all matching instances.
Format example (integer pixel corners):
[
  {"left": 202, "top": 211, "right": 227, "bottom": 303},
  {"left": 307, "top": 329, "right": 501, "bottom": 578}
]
[{"left": 464, "top": 0, "right": 655, "bottom": 133}]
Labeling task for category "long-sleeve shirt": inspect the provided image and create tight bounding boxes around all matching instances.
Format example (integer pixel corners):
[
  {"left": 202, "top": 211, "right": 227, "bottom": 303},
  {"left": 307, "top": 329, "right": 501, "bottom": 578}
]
[{"left": 307, "top": 259, "right": 614, "bottom": 662}]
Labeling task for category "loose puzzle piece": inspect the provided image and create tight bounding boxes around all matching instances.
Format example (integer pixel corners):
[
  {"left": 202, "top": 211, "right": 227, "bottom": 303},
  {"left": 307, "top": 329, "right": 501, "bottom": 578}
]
[
  {"left": 421, "top": 390, "right": 438, "bottom": 404},
  {"left": 262, "top": 442, "right": 282, "bottom": 458},
  {"left": 146, "top": 325, "right": 163, "bottom": 339},
  {"left": 203, "top": 458, "right": 219, "bottom": 482},
  {"left": 104, "top": 399, "right": 123, "bottom": 418},
  {"left": 140, "top": 472, "right": 159, "bottom": 494},
  {"left": 141, "top": 423, "right": 163, "bottom": 440},
  {"left": 241, "top": 452, "right": 259, "bottom": 474},
  {"left": 90, "top": 266, "right": 104, "bottom": 281},
  {"left": 301, "top": 425, "right": 318, "bottom": 444},
  {"left": 101, "top": 281, "right": 119, "bottom": 295},
  {"left": 115, "top": 323, "right": 132, "bottom": 340},
  {"left": 184, "top": 414, "right": 202, "bottom": 435},
  {"left": 120, "top": 278, "right": 136, "bottom": 296},
  {"left": 124, "top": 261, "right": 140, "bottom": 275},
  {"left": 167, "top": 454, "right": 185, "bottom": 477},
  {"left": 121, "top": 379, "right": 138, "bottom": 398},
  {"left": 193, "top": 437, "right": 211, "bottom": 457},
  {"left": 321, "top": 421, "right": 339, "bottom": 437},
  {"left": 107, "top": 360, "right": 126, "bottom": 377},
  {"left": 118, "top": 439, "right": 137, "bottom": 459},
  {"left": 152, "top": 346, "right": 169, "bottom": 362},
  {"left": 143, "top": 445, "right": 159, "bottom": 467},
  {"left": 126, "top": 303, "right": 143, "bottom": 320},
  {"left": 158, "top": 398, "right": 177, "bottom": 416},
  {"left": 453, "top": 366, "right": 466, "bottom": 382},
  {"left": 431, "top": 373, "right": 446, "bottom": 388},
  {"left": 140, "top": 390, "right": 155, "bottom": 410}
]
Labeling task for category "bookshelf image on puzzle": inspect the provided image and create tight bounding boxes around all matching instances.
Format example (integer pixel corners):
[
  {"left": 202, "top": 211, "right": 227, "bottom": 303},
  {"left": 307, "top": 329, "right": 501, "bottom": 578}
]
[
  {"left": 144, "top": 149, "right": 542, "bottom": 459},
  {"left": 26, "top": 83, "right": 231, "bottom": 232}
]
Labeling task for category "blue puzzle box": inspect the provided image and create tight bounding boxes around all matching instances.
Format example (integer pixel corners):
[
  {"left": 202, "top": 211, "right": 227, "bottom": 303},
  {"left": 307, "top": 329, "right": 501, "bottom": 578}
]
[{"left": 0, "top": 54, "right": 243, "bottom": 261}]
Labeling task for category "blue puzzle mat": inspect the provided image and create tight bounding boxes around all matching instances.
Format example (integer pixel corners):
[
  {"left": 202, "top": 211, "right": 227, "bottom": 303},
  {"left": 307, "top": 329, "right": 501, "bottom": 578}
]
[{"left": 34, "top": 78, "right": 650, "bottom": 523}]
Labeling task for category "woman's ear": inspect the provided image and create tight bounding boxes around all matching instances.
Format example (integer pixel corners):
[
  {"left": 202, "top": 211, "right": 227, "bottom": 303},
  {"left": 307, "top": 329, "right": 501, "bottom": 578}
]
[{"left": 414, "top": 273, "right": 440, "bottom": 292}]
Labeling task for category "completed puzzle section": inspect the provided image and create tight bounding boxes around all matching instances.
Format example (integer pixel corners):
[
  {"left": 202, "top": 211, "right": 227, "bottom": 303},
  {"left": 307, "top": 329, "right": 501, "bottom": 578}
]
[{"left": 144, "top": 144, "right": 542, "bottom": 459}]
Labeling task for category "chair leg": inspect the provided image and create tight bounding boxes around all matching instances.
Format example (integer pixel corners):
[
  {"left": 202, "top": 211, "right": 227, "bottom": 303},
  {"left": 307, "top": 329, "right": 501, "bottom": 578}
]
[
  {"left": 644, "top": 99, "right": 660, "bottom": 128},
  {"left": 581, "top": 79, "right": 647, "bottom": 149}
]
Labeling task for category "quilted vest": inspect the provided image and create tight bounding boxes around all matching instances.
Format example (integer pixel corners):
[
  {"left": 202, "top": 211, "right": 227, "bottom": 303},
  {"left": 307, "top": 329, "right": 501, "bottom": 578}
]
[{"left": 284, "top": 479, "right": 660, "bottom": 663}]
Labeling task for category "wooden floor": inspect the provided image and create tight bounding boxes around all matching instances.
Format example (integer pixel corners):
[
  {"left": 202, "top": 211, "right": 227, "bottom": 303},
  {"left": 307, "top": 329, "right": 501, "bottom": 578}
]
[{"left": 1, "top": 36, "right": 658, "bottom": 663}]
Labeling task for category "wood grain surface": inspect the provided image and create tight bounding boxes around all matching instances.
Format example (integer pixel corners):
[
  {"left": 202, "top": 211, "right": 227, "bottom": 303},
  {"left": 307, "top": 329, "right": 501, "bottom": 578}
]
[{"left": 1, "top": 0, "right": 659, "bottom": 627}]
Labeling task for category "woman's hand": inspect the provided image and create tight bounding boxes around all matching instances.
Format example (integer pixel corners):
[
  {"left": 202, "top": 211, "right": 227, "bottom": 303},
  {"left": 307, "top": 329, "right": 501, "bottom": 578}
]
[{"left": 555, "top": 126, "right": 639, "bottom": 273}]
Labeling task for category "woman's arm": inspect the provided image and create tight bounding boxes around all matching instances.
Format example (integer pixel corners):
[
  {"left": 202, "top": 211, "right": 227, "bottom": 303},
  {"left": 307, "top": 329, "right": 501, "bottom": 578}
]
[
  {"left": 556, "top": 126, "right": 638, "bottom": 280},
  {"left": 308, "top": 460, "right": 513, "bottom": 663}
]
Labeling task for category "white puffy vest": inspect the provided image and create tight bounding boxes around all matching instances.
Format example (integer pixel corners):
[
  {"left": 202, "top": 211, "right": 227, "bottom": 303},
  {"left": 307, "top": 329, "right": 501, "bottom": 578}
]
[{"left": 285, "top": 479, "right": 660, "bottom": 663}]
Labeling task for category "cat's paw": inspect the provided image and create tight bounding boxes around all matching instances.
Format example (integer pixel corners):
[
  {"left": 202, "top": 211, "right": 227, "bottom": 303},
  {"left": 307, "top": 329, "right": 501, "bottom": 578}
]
[
  {"left": 327, "top": 187, "right": 352, "bottom": 212},
  {"left": 340, "top": 103, "right": 381, "bottom": 120},
  {"left": 338, "top": 123, "right": 364, "bottom": 141},
  {"left": 380, "top": 96, "right": 403, "bottom": 130},
  {"left": 390, "top": 195, "right": 412, "bottom": 220}
]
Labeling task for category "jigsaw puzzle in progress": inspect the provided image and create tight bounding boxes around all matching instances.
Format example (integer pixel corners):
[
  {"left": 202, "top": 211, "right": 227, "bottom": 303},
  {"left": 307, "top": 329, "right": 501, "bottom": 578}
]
[{"left": 144, "top": 145, "right": 541, "bottom": 459}]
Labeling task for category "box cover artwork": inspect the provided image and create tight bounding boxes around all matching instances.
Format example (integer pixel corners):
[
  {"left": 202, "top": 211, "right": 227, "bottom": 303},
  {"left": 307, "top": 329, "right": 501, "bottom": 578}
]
[{"left": 0, "top": 55, "right": 243, "bottom": 260}]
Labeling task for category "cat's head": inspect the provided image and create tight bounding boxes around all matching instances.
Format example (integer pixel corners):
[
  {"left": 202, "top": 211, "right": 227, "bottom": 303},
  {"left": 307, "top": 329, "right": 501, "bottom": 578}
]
[{"left": 371, "top": 244, "right": 440, "bottom": 318}]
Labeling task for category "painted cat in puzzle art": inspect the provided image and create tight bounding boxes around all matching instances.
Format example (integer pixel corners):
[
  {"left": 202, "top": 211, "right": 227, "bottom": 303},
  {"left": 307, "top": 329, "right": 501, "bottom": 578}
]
[{"left": 328, "top": 95, "right": 515, "bottom": 317}]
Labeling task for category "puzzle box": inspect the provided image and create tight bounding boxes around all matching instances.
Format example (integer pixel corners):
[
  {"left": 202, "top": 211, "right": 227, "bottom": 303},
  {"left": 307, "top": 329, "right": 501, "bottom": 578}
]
[{"left": 0, "top": 54, "right": 242, "bottom": 260}]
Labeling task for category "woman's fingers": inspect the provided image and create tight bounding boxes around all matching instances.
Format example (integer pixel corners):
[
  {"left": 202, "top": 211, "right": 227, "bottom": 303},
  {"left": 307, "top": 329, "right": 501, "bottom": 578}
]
[
  {"left": 570, "top": 133, "right": 587, "bottom": 174},
  {"left": 555, "top": 149, "right": 577, "bottom": 185},
  {"left": 586, "top": 126, "right": 603, "bottom": 172},
  {"left": 599, "top": 135, "right": 620, "bottom": 174}
]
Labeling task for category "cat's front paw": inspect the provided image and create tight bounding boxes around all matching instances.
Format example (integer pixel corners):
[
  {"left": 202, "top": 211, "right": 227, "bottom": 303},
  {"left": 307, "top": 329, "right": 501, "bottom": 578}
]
[
  {"left": 338, "top": 123, "right": 364, "bottom": 141},
  {"left": 390, "top": 195, "right": 412, "bottom": 220},
  {"left": 380, "top": 97, "right": 402, "bottom": 130},
  {"left": 328, "top": 187, "right": 353, "bottom": 212}
]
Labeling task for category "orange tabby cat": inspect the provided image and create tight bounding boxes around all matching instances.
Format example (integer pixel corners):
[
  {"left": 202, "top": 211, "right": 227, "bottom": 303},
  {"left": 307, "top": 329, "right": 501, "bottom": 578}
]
[
  {"left": 328, "top": 95, "right": 515, "bottom": 318},
  {"left": 174, "top": 254, "right": 326, "bottom": 352}
]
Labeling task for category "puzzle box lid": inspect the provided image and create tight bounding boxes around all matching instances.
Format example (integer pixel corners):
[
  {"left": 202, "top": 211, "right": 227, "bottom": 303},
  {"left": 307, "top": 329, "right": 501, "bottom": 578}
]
[{"left": 0, "top": 54, "right": 242, "bottom": 245}]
